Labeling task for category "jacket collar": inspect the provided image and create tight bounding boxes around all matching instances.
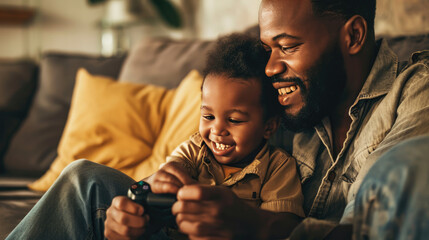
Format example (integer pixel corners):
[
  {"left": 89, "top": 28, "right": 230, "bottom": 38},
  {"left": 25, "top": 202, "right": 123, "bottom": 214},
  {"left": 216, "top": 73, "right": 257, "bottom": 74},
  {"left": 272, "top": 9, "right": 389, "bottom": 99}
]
[{"left": 356, "top": 39, "right": 399, "bottom": 100}]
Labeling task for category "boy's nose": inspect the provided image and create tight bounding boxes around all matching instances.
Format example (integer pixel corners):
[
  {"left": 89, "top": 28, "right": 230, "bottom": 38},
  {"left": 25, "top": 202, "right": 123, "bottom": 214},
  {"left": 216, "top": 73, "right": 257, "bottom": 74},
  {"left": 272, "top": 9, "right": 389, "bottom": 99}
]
[{"left": 211, "top": 122, "right": 229, "bottom": 136}]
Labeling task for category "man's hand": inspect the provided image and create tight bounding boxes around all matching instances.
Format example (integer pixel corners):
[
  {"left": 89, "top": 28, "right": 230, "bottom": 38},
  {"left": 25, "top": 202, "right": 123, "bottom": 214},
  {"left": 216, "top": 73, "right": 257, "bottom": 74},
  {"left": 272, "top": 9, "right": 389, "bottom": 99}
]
[
  {"left": 146, "top": 162, "right": 196, "bottom": 194},
  {"left": 104, "top": 196, "right": 150, "bottom": 240},
  {"left": 171, "top": 185, "right": 261, "bottom": 239},
  {"left": 172, "top": 185, "right": 303, "bottom": 239}
]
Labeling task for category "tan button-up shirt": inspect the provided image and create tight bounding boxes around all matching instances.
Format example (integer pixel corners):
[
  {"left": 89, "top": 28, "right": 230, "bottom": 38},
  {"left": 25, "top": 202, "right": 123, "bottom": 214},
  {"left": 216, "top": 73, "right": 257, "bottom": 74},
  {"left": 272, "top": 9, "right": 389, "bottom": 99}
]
[
  {"left": 167, "top": 133, "right": 305, "bottom": 217},
  {"left": 269, "top": 40, "right": 429, "bottom": 238}
]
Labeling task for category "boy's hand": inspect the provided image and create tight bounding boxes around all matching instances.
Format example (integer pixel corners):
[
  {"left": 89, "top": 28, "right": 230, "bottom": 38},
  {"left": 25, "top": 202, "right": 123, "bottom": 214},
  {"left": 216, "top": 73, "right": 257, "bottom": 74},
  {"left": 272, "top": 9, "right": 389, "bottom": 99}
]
[
  {"left": 146, "top": 162, "right": 196, "bottom": 194},
  {"left": 104, "top": 196, "right": 150, "bottom": 240}
]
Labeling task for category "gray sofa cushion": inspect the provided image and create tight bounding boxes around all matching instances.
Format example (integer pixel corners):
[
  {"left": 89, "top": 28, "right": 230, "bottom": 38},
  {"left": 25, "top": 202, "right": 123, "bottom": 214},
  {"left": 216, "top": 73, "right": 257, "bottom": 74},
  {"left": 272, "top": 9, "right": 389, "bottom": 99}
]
[
  {"left": 0, "top": 60, "right": 37, "bottom": 113},
  {"left": 118, "top": 38, "right": 215, "bottom": 88},
  {"left": 0, "top": 60, "right": 38, "bottom": 164},
  {"left": 3, "top": 53, "right": 125, "bottom": 176}
]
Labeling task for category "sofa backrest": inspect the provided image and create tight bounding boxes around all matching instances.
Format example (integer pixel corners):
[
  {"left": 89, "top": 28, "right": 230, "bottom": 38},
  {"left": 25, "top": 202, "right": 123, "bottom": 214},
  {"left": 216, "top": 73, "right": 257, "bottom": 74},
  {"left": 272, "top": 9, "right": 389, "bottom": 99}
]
[
  {"left": 0, "top": 60, "right": 38, "bottom": 168},
  {"left": 3, "top": 53, "right": 125, "bottom": 176},
  {"left": 118, "top": 38, "right": 215, "bottom": 88}
]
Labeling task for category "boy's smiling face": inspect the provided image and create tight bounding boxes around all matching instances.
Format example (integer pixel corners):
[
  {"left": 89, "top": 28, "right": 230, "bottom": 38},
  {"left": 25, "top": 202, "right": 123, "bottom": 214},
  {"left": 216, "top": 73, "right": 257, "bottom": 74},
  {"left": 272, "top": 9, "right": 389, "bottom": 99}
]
[{"left": 199, "top": 74, "right": 273, "bottom": 165}]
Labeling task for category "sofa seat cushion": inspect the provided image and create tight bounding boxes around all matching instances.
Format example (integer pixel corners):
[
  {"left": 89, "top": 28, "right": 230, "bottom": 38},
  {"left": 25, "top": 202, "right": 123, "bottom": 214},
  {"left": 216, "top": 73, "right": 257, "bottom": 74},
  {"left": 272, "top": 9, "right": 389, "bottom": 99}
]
[{"left": 0, "top": 175, "right": 42, "bottom": 239}]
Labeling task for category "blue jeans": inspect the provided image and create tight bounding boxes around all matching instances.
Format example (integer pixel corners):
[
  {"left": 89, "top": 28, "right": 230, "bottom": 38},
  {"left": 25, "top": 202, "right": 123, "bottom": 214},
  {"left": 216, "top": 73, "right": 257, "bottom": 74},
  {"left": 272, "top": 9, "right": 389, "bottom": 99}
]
[
  {"left": 353, "top": 135, "right": 429, "bottom": 240},
  {"left": 6, "top": 136, "right": 429, "bottom": 239},
  {"left": 6, "top": 160, "right": 135, "bottom": 240}
]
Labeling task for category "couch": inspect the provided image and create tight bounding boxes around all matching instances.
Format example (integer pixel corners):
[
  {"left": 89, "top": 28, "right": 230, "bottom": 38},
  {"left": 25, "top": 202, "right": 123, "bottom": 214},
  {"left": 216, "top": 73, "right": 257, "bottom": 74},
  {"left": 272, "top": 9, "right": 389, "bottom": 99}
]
[{"left": 0, "top": 27, "right": 428, "bottom": 238}]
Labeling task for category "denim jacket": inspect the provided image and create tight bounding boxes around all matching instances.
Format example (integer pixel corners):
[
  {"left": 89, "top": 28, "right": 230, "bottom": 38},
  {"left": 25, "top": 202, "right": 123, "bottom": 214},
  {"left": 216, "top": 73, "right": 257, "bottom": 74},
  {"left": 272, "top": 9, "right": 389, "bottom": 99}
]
[{"left": 270, "top": 39, "right": 429, "bottom": 238}]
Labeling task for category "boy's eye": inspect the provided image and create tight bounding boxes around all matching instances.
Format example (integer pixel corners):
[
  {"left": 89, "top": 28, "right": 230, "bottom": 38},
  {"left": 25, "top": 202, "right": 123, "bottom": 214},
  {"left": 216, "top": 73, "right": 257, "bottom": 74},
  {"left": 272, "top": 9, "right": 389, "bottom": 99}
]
[
  {"left": 202, "top": 115, "right": 214, "bottom": 120},
  {"left": 229, "top": 118, "right": 244, "bottom": 124}
]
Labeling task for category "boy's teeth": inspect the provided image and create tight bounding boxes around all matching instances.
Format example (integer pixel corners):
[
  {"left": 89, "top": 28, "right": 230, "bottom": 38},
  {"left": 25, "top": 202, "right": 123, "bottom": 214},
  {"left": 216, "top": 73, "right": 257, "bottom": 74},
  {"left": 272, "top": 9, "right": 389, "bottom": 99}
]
[
  {"left": 278, "top": 85, "right": 298, "bottom": 96},
  {"left": 215, "top": 142, "right": 231, "bottom": 150}
]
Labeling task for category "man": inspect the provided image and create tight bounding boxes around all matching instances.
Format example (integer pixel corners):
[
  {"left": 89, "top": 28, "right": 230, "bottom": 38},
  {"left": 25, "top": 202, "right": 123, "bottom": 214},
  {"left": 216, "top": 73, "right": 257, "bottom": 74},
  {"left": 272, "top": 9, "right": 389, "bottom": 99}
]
[
  {"left": 6, "top": 0, "right": 429, "bottom": 239},
  {"left": 158, "top": 0, "right": 429, "bottom": 239}
]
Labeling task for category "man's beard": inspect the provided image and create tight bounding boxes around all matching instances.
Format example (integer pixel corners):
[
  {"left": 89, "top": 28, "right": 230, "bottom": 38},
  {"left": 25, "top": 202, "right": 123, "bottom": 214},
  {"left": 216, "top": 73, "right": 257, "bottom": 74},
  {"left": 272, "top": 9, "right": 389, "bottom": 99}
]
[{"left": 272, "top": 45, "right": 347, "bottom": 132}]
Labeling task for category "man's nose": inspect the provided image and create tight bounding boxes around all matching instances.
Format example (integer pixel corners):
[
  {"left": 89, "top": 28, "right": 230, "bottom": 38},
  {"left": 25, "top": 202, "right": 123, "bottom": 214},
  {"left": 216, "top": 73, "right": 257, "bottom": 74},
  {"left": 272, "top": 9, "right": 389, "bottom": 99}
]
[
  {"left": 211, "top": 120, "right": 229, "bottom": 136},
  {"left": 265, "top": 52, "right": 286, "bottom": 77}
]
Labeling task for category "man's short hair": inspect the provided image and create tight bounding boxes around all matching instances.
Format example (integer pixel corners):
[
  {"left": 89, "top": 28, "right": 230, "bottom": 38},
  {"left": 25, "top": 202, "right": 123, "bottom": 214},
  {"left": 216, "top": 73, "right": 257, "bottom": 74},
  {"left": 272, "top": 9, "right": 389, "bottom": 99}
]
[
  {"left": 310, "top": 0, "right": 376, "bottom": 31},
  {"left": 202, "top": 33, "right": 281, "bottom": 121}
]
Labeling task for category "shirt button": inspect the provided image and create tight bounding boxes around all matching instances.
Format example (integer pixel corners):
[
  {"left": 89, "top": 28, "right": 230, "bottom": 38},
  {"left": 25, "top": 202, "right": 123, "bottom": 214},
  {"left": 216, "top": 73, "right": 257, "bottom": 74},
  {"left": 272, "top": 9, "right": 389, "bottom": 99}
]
[
  {"left": 204, "top": 158, "right": 211, "bottom": 164},
  {"left": 328, "top": 171, "right": 336, "bottom": 182}
]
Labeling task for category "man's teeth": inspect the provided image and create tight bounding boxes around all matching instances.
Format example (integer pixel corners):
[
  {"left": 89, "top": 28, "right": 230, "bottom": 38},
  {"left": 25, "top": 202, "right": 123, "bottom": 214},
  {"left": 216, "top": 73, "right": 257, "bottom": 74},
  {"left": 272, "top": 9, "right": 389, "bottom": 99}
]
[
  {"left": 278, "top": 85, "right": 298, "bottom": 96},
  {"left": 215, "top": 142, "right": 231, "bottom": 150}
]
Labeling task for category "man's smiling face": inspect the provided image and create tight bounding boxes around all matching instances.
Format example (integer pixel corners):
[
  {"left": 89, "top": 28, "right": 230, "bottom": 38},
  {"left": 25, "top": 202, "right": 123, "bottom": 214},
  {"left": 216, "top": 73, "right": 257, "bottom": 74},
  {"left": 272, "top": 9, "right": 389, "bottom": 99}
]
[{"left": 259, "top": 0, "right": 347, "bottom": 131}]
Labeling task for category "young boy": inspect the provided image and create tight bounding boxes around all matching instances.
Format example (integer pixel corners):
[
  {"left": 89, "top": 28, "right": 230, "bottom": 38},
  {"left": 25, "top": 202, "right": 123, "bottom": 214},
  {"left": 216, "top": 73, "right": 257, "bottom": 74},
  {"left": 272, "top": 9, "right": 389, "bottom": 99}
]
[{"left": 141, "top": 33, "right": 305, "bottom": 238}]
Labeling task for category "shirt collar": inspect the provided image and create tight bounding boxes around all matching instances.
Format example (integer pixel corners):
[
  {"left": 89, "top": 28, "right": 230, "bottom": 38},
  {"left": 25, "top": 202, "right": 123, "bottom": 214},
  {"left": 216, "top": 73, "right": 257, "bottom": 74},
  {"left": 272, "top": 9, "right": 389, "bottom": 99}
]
[
  {"left": 356, "top": 39, "right": 399, "bottom": 100},
  {"left": 190, "top": 132, "right": 205, "bottom": 147},
  {"left": 191, "top": 132, "right": 271, "bottom": 184},
  {"left": 223, "top": 142, "right": 270, "bottom": 186}
]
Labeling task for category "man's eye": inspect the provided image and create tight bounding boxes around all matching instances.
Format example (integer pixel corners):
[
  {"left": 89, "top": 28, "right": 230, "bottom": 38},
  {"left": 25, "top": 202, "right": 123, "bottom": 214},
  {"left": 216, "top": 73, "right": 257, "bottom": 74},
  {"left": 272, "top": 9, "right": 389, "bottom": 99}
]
[
  {"left": 202, "top": 115, "right": 214, "bottom": 120},
  {"left": 281, "top": 45, "right": 299, "bottom": 53}
]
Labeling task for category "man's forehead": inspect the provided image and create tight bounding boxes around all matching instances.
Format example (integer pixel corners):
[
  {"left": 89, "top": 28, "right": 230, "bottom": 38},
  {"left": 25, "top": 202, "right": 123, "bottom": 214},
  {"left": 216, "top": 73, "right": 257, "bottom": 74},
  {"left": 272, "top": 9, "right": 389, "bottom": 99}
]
[
  {"left": 259, "top": 0, "right": 317, "bottom": 40},
  {"left": 259, "top": 0, "right": 313, "bottom": 18}
]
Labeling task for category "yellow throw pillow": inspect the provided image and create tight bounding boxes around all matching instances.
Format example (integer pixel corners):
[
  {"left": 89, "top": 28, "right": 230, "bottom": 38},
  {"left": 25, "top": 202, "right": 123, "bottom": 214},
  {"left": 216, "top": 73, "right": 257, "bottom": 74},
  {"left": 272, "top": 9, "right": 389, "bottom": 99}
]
[
  {"left": 132, "top": 70, "right": 203, "bottom": 179},
  {"left": 28, "top": 68, "right": 175, "bottom": 191}
]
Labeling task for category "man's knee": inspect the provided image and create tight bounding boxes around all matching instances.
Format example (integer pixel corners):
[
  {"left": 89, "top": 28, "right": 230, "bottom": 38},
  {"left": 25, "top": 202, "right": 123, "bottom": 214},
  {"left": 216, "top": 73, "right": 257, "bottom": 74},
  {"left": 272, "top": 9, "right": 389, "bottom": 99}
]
[
  {"left": 57, "top": 159, "right": 116, "bottom": 190},
  {"left": 354, "top": 135, "right": 429, "bottom": 239},
  {"left": 61, "top": 159, "right": 100, "bottom": 179},
  {"left": 59, "top": 159, "right": 134, "bottom": 194}
]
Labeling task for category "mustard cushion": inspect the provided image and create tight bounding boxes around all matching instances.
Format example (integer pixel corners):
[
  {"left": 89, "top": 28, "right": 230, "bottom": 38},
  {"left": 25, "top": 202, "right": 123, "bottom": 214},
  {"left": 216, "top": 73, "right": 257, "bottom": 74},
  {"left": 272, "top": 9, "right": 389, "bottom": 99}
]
[
  {"left": 133, "top": 70, "right": 202, "bottom": 177},
  {"left": 29, "top": 69, "right": 202, "bottom": 192},
  {"left": 28, "top": 68, "right": 173, "bottom": 191}
]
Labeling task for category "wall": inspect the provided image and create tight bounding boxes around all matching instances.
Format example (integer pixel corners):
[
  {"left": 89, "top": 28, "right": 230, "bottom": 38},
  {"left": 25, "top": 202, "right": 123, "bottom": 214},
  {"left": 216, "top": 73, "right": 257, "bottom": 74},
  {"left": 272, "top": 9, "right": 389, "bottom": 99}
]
[
  {"left": 0, "top": 0, "right": 427, "bottom": 60},
  {"left": 0, "top": 0, "right": 105, "bottom": 59},
  {"left": 375, "top": 0, "right": 429, "bottom": 36},
  {"left": 195, "top": 0, "right": 260, "bottom": 39}
]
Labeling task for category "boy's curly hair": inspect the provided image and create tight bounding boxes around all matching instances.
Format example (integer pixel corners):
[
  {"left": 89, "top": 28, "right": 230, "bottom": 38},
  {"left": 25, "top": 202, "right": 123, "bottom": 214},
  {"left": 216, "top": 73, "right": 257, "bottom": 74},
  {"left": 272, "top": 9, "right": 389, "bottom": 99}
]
[{"left": 202, "top": 33, "right": 281, "bottom": 121}]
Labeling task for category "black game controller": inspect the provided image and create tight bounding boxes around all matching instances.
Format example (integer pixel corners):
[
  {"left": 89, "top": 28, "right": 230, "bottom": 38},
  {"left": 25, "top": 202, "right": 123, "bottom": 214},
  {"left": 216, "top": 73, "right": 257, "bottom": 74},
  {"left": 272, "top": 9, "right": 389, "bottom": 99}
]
[{"left": 127, "top": 181, "right": 177, "bottom": 230}]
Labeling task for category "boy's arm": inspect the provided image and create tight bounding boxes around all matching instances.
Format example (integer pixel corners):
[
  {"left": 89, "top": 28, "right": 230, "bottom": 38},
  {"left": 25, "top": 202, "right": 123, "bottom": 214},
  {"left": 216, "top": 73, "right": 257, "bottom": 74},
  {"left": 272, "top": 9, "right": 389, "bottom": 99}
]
[
  {"left": 260, "top": 149, "right": 305, "bottom": 218},
  {"left": 145, "top": 161, "right": 196, "bottom": 194},
  {"left": 143, "top": 137, "right": 200, "bottom": 194}
]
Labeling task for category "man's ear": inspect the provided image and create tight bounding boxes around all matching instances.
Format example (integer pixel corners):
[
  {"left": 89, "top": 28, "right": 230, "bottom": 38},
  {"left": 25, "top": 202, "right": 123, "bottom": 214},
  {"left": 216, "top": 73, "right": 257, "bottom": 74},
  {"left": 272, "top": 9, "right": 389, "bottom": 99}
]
[
  {"left": 263, "top": 117, "right": 279, "bottom": 139},
  {"left": 342, "top": 15, "right": 367, "bottom": 55}
]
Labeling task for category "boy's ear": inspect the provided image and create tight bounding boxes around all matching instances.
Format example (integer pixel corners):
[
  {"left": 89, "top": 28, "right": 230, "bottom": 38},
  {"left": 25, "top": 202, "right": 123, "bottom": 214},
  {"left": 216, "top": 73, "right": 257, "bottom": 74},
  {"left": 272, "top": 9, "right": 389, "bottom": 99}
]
[{"left": 263, "top": 117, "right": 279, "bottom": 139}]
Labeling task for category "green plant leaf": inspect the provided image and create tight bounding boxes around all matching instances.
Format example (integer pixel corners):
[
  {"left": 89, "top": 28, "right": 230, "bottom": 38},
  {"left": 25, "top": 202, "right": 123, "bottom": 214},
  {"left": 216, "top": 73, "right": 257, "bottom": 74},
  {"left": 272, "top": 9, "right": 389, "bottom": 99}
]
[{"left": 150, "top": 0, "right": 182, "bottom": 28}]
